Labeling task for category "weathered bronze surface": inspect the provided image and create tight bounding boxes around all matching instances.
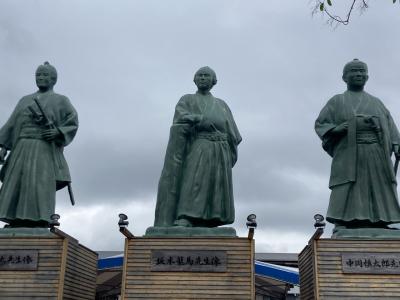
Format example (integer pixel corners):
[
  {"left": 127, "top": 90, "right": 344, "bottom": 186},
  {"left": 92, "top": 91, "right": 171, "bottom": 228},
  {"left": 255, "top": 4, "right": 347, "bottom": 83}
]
[
  {"left": 315, "top": 59, "right": 400, "bottom": 237},
  {"left": 0, "top": 62, "right": 78, "bottom": 228},
  {"left": 151, "top": 67, "right": 241, "bottom": 236}
]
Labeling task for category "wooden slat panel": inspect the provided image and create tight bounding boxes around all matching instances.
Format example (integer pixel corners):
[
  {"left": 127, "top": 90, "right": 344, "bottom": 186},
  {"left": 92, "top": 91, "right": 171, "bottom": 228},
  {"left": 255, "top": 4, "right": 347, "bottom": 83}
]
[
  {"left": 0, "top": 234, "right": 97, "bottom": 300},
  {"left": 62, "top": 240, "right": 97, "bottom": 300},
  {"left": 299, "top": 242, "right": 316, "bottom": 300},
  {"left": 122, "top": 237, "right": 253, "bottom": 300},
  {"left": 300, "top": 238, "right": 400, "bottom": 299},
  {"left": 0, "top": 236, "right": 63, "bottom": 299}
]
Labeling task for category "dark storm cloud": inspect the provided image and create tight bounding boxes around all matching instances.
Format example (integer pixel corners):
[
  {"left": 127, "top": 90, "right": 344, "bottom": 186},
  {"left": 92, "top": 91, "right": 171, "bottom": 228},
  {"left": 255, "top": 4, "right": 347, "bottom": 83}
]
[{"left": 0, "top": 1, "right": 400, "bottom": 251}]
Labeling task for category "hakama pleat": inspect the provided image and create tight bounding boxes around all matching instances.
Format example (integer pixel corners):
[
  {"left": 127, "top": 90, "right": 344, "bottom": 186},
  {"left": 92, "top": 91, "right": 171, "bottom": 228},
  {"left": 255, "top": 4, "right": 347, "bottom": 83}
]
[
  {"left": 177, "top": 138, "right": 234, "bottom": 226},
  {"left": 0, "top": 138, "right": 56, "bottom": 223},
  {"left": 327, "top": 143, "right": 400, "bottom": 224}
]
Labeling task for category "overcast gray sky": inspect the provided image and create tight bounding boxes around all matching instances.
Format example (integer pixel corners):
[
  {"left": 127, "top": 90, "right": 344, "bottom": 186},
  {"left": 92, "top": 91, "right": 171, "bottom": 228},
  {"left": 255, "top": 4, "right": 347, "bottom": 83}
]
[{"left": 0, "top": 1, "right": 399, "bottom": 253}]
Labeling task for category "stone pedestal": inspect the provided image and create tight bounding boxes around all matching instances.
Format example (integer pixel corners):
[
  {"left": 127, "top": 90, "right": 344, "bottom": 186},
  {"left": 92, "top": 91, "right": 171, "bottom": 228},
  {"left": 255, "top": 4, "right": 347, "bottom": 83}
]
[
  {"left": 121, "top": 236, "right": 254, "bottom": 300},
  {"left": 0, "top": 228, "right": 98, "bottom": 299},
  {"left": 299, "top": 237, "right": 400, "bottom": 299}
]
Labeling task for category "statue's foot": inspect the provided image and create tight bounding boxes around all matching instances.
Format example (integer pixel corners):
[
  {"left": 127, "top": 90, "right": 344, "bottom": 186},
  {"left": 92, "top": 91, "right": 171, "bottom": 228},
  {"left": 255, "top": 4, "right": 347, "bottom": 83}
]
[{"left": 173, "top": 218, "right": 192, "bottom": 227}]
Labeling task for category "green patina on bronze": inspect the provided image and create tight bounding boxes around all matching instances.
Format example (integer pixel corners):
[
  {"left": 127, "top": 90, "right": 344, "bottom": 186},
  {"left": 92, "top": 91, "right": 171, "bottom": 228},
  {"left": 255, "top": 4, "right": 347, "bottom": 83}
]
[
  {"left": 0, "top": 62, "right": 78, "bottom": 228},
  {"left": 315, "top": 59, "right": 400, "bottom": 238},
  {"left": 147, "top": 67, "right": 241, "bottom": 236}
]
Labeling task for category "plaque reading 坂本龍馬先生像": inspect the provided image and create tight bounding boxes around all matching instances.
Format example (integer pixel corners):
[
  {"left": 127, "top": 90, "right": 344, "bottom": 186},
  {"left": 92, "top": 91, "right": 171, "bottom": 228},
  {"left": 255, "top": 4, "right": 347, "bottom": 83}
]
[
  {"left": 0, "top": 250, "right": 38, "bottom": 270},
  {"left": 342, "top": 252, "right": 400, "bottom": 274},
  {"left": 151, "top": 250, "right": 227, "bottom": 272}
]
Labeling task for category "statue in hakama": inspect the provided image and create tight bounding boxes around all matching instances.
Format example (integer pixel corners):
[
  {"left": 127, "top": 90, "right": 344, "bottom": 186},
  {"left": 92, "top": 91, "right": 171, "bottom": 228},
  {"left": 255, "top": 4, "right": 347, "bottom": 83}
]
[
  {"left": 315, "top": 59, "right": 400, "bottom": 236},
  {"left": 153, "top": 66, "right": 241, "bottom": 230},
  {"left": 0, "top": 62, "right": 78, "bottom": 228}
]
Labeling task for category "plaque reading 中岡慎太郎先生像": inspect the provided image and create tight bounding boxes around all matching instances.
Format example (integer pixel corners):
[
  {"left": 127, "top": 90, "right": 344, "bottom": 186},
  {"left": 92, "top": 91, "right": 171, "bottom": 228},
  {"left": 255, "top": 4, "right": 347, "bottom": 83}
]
[
  {"left": 151, "top": 250, "right": 227, "bottom": 272},
  {"left": 342, "top": 252, "right": 400, "bottom": 274},
  {"left": 0, "top": 250, "right": 38, "bottom": 270}
]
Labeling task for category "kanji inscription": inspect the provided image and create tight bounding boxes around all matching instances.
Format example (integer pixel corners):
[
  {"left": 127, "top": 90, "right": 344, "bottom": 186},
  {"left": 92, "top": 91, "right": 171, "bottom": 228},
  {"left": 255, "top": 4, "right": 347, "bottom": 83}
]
[
  {"left": 151, "top": 250, "right": 227, "bottom": 272},
  {"left": 0, "top": 250, "right": 38, "bottom": 271},
  {"left": 342, "top": 253, "right": 400, "bottom": 274}
]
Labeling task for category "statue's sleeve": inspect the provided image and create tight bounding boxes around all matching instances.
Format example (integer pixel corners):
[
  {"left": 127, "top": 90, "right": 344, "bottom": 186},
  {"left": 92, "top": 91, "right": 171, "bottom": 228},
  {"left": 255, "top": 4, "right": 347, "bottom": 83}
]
[
  {"left": 387, "top": 110, "right": 400, "bottom": 149},
  {"left": 173, "top": 96, "right": 190, "bottom": 124},
  {"left": 172, "top": 95, "right": 202, "bottom": 126},
  {"left": 55, "top": 97, "right": 79, "bottom": 147},
  {"left": 224, "top": 103, "right": 242, "bottom": 167},
  {"left": 315, "top": 98, "right": 339, "bottom": 157},
  {"left": 0, "top": 100, "right": 24, "bottom": 150},
  {"left": 154, "top": 96, "right": 191, "bottom": 226}
]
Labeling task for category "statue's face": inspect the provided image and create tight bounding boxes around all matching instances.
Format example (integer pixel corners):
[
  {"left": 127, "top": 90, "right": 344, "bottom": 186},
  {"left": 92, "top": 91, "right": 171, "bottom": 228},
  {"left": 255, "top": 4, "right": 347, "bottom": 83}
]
[
  {"left": 35, "top": 66, "right": 54, "bottom": 90},
  {"left": 343, "top": 63, "right": 368, "bottom": 87},
  {"left": 194, "top": 70, "right": 214, "bottom": 91}
]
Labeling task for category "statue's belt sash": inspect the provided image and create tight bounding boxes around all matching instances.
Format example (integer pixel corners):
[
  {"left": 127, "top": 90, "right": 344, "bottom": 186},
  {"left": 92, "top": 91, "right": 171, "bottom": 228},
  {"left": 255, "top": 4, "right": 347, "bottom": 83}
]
[
  {"left": 355, "top": 115, "right": 381, "bottom": 144},
  {"left": 196, "top": 132, "right": 227, "bottom": 142},
  {"left": 18, "top": 126, "right": 46, "bottom": 141},
  {"left": 356, "top": 131, "right": 380, "bottom": 144}
]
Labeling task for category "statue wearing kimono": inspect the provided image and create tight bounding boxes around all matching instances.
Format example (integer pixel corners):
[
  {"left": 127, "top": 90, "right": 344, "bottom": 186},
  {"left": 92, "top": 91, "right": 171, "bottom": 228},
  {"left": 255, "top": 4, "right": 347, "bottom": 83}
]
[
  {"left": 0, "top": 62, "right": 78, "bottom": 228},
  {"left": 315, "top": 59, "right": 400, "bottom": 233},
  {"left": 154, "top": 67, "right": 241, "bottom": 229}
]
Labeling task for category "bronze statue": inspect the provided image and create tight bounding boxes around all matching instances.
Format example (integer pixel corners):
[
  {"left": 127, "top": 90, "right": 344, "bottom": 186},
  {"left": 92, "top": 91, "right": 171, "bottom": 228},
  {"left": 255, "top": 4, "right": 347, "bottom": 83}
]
[
  {"left": 153, "top": 66, "right": 241, "bottom": 231},
  {"left": 0, "top": 62, "right": 78, "bottom": 228},
  {"left": 315, "top": 59, "right": 400, "bottom": 236}
]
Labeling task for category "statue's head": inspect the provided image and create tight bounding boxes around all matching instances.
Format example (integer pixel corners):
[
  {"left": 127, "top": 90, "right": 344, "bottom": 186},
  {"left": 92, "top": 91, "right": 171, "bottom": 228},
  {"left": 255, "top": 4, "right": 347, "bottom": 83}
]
[
  {"left": 342, "top": 59, "right": 368, "bottom": 89},
  {"left": 35, "top": 61, "right": 57, "bottom": 91},
  {"left": 193, "top": 66, "right": 217, "bottom": 92}
]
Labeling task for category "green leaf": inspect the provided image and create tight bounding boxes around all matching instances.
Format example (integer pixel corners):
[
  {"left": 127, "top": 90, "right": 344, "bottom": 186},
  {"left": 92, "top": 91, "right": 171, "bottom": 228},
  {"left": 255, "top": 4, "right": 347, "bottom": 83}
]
[
  {"left": 327, "top": 0, "right": 332, "bottom": 6},
  {"left": 320, "top": 2, "right": 324, "bottom": 11}
]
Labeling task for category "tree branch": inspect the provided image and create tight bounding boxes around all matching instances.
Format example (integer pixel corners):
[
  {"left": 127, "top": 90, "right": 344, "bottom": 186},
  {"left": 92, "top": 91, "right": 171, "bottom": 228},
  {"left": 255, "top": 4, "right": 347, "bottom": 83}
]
[{"left": 314, "top": 0, "right": 370, "bottom": 26}]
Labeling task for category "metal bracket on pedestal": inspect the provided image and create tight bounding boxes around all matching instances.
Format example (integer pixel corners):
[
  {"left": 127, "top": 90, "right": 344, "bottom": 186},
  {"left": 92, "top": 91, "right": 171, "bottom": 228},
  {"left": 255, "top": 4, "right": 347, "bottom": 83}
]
[
  {"left": 118, "top": 213, "right": 134, "bottom": 239},
  {"left": 310, "top": 213, "right": 326, "bottom": 241},
  {"left": 246, "top": 214, "right": 257, "bottom": 240}
]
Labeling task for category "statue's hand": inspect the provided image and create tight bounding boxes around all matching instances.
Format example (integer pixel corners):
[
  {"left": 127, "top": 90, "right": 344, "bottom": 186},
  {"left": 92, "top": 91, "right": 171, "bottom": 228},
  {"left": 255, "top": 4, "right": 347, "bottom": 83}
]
[
  {"left": 181, "top": 114, "right": 202, "bottom": 124},
  {"left": 42, "top": 128, "right": 60, "bottom": 142},
  {"left": 331, "top": 122, "right": 348, "bottom": 136},
  {"left": 394, "top": 144, "right": 400, "bottom": 158},
  {"left": 0, "top": 147, "right": 7, "bottom": 165}
]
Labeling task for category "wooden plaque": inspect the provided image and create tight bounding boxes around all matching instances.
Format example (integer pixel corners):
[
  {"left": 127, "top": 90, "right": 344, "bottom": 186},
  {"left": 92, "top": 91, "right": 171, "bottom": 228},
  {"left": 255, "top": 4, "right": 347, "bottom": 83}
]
[
  {"left": 342, "top": 252, "right": 400, "bottom": 274},
  {"left": 0, "top": 250, "right": 38, "bottom": 270},
  {"left": 151, "top": 250, "right": 227, "bottom": 272}
]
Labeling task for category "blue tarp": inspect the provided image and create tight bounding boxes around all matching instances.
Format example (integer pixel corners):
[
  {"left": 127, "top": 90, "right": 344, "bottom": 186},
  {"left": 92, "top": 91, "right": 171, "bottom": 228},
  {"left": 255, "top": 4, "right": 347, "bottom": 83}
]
[
  {"left": 98, "top": 254, "right": 123, "bottom": 270},
  {"left": 255, "top": 260, "right": 299, "bottom": 285},
  {"left": 98, "top": 255, "right": 299, "bottom": 286}
]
